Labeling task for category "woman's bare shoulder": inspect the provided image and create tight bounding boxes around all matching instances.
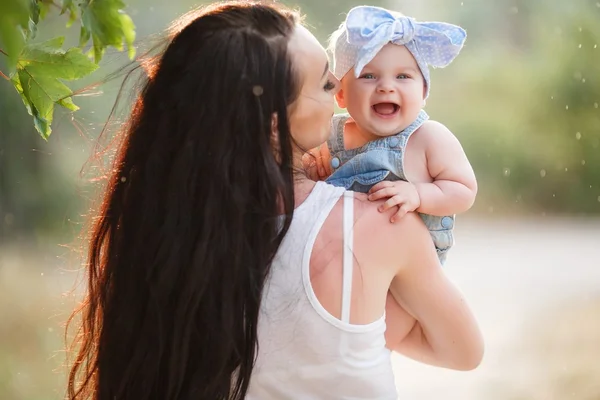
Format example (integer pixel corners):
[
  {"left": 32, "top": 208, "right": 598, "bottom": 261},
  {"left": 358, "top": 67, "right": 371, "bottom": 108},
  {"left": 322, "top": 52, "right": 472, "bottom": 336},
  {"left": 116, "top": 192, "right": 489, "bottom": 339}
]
[{"left": 351, "top": 192, "right": 433, "bottom": 273}]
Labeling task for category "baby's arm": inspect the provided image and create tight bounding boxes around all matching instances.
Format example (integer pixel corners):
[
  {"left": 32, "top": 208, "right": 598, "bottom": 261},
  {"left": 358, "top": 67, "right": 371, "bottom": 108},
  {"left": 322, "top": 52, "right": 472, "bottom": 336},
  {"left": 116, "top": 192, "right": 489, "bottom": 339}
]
[{"left": 414, "top": 121, "right": 477, "bottom": 216}]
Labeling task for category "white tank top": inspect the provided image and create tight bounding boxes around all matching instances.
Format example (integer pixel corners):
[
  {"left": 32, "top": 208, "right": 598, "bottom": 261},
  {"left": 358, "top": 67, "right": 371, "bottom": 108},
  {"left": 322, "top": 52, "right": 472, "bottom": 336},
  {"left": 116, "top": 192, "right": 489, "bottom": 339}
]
[{"left": 247, "top": 181, "right": 398, "bottom": 399}]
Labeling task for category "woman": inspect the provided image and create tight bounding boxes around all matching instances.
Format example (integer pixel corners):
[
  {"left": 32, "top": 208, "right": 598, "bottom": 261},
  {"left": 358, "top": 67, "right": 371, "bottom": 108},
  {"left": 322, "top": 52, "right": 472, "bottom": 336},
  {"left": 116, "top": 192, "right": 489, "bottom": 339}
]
[{"left": 67, "top": 2, "right": 483, "bottom": 399}]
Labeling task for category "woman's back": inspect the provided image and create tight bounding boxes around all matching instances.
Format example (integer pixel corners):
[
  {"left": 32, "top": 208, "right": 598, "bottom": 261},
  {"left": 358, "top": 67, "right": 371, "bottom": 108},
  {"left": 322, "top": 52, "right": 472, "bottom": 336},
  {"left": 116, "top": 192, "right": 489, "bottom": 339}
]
[{"left": 248, "top": 182, "right": 397, "bottom": 399}]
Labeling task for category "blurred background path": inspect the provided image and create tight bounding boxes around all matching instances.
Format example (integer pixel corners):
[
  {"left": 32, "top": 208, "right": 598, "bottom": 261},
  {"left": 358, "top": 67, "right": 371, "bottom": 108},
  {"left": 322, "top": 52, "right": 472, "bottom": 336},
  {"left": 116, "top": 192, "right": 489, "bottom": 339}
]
[{"left": 394, "top": 217, "right": 600, "bottom": 400}]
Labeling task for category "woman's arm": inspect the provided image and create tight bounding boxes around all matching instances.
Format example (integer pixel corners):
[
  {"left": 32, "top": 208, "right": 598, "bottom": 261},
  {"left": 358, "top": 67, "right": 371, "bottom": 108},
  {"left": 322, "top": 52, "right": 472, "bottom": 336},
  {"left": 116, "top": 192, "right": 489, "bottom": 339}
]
[
  {"left": 381, "top": 213, "right": 484, "bottom": 370},
  {"left": 384, "top": 291, "right": 417, "bottom": 350}
]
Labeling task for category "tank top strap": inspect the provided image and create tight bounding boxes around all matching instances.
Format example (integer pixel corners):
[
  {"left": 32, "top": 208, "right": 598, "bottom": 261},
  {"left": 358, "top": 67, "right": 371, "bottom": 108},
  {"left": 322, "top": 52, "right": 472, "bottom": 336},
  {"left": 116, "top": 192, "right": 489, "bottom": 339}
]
[{"left": 341, "top": 191, "right": 354, "bottom": 323}]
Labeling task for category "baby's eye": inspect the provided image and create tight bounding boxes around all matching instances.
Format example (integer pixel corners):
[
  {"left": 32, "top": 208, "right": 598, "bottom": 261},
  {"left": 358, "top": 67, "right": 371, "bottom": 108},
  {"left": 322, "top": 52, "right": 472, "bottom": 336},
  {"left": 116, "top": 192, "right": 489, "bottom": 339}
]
[
  {"left": 397, "top": 74, "right": 411, "bottom": 79},
  {"left": 359, "top": 73, "right": 375, "bottom": 79}
]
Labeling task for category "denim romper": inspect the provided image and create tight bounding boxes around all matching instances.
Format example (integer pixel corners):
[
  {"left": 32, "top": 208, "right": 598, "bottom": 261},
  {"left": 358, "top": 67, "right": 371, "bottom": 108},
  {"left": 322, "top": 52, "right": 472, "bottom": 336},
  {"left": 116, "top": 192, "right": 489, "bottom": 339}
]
[{"left": 325, "top": 110, "right": 455, "bottom": 264}]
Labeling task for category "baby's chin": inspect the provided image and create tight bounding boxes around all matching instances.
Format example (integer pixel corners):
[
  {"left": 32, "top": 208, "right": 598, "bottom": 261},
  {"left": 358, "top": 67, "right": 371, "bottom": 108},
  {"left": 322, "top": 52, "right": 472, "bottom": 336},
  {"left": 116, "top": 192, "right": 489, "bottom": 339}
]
[{"left": 367, "top": 121, "right": 408, "bottom": 137}]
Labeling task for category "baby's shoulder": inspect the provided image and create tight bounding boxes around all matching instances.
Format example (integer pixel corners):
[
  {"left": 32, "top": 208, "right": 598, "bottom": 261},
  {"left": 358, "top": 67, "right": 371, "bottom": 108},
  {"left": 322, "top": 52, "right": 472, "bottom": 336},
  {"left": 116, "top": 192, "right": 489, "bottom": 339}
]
[
  {"left": 416, "top": 119, "right": 453, "bottom": 136},
  {"left": 412, "top": 119, "right": 458, "bottom": 146}
]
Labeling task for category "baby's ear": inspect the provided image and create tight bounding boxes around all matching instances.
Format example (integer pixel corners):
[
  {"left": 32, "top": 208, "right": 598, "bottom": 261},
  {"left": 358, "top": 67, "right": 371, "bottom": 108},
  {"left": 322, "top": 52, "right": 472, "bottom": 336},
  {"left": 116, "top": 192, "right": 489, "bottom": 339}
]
[{"left": 335, "top": 89, "right": 347, "bottom": 108}]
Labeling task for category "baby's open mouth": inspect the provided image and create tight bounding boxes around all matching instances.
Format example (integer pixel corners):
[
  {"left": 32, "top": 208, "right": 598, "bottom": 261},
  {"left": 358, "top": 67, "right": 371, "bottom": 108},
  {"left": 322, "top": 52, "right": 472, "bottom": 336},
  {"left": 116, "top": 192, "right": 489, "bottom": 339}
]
[{"left": 372, "top": 103, "right": 399, "bottom": 116}]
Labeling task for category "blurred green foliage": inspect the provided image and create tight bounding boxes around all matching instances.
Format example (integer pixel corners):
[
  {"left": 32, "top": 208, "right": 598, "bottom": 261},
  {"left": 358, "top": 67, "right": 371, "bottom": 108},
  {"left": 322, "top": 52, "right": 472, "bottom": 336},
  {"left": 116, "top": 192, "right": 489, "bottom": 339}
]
[
  {"left": 0, "top": 0, "right": 136, "bottom": 139},
  {"left": 427, "top": 0, "right": 600, "bottom": 214}
]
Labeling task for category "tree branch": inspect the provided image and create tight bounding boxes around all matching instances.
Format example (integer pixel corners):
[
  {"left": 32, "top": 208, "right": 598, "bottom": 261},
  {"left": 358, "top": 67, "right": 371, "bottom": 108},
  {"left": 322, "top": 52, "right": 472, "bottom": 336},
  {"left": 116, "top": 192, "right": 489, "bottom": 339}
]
[
  {"left": 0, "top": 49, "right": 8, "bottom": 57},
  {"left": 0, "top": 70, "right": 9, "bottom": 80}
]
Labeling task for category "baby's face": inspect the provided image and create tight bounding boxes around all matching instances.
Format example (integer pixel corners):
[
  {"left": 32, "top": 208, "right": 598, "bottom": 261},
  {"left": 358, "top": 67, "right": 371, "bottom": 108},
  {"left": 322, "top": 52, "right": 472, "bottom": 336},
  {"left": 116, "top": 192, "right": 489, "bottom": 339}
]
[{"left": 337, "top": 43, "right": 426, "bottom": 138}]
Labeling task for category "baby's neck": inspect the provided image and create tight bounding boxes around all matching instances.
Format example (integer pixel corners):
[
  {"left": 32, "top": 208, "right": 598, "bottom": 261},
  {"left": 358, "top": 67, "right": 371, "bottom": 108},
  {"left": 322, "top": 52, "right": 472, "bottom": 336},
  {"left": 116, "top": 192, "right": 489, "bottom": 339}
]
[{"left": 343, "top": 120, "right": 388, "bottom": 150}]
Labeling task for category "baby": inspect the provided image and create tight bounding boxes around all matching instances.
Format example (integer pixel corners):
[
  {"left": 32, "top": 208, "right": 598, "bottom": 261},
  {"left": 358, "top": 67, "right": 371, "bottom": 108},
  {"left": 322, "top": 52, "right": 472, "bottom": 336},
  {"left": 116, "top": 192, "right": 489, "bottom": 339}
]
[{"left": 312, "top": 6, "right": 477, "bottom": 263}]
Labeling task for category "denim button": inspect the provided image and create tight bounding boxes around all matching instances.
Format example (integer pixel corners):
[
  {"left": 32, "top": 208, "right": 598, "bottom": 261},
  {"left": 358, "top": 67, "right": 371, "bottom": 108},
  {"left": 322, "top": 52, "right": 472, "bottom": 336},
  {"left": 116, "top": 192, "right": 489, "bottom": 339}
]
[
  {"left": 441, "top": 216, "right": 454, "bottom": 229},
  {"left": 389, "top": 137, "right": 400, "bottom": 147},
  {"left": 331, "top": 157, "right": 340, "bottom": 169}
]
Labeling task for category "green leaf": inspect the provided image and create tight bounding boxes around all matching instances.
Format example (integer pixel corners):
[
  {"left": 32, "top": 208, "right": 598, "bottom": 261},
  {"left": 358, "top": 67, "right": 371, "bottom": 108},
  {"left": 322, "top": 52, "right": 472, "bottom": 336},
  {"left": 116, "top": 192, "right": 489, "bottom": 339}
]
[
  {"left": 11, "top": 72, "right": 30, "bottom": 113},
  {"left": 13, "top": 72, "right": 51, "bottom": 139},
  {"left": 39, "top": 1, "right": 52, "bottom": 20},
  {"left": 57, "top": 96, "right": 79, "bottom": 111},
  {"left": 80, "top": 0, "right": 136, "bottom": 62},
  {"left": 19, "top": 68, "right": 68, "bottom": 128},
  {"left": 26, "top": 36, "right": 66, "bottom": 51},
  {"left": 30, "top": 0, "right": 52, "bottom": 23},
  {"left": 60, "top": 0, "right": 78, "bottom": 28},
  {"left": 28, "top": 0, "right": 51, "bottom": 40},
  {"left": 27, "top": 17, "right": 38, "bottom": 40},
  {"left": 19, "top": 37, "right": 99, "bottom": 80},
  {"left": 119, "top": 13, "right": 136, "bottom": 60},
  {"left": 61, "top": 0, "right": 74, "bottom": 13},
  {"left": 0, "top": 0, "right": 30, "bottom": 69},
  {"left": 30, "top": 0, "right": 41, "bottom": 25},
  {"left": 12, "top": 36, "right": 99, "bottom": 139},
  {"left": 79, "top": 25, "right": 91, "bottom": 48}
]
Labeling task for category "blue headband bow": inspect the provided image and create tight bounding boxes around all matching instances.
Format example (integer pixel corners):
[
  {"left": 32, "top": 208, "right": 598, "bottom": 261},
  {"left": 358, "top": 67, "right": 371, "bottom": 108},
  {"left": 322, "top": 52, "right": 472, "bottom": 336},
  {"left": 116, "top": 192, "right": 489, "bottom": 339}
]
[{"left": 345, "top": 6, "right": 467, "bottom": 82}]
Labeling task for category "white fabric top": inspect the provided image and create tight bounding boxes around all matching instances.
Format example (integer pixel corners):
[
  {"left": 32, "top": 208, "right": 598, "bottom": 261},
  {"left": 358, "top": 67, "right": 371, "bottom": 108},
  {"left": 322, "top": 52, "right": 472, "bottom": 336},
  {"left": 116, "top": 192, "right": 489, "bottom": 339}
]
[{"left": 246, "top": 181, "right": 397, "bottom": 399}]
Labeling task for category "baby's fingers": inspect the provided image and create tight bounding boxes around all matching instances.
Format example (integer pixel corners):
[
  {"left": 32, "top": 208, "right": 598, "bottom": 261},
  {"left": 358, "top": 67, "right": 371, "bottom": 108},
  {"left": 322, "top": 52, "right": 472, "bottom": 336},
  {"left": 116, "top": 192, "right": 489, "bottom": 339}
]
[
  {"left": 304, "top": 150, "right": 328, "bottom": 180},
  {"left": 315, "top": 158, "right": 327, "bottom": 180},
  {"left": 378, "top": 195, "right": 403, "bottom": 213},
  {"left": 391, "top": 204, "right": 411, "bottom": 223},
  {"left": 368, "top": 187, "right": 398, "bottom": 201},
  {"left": 302, "top": 153, "right": 319, "bottom": 181},
  {"left": 368, "top": 181, "right": 393, "bottom": 194}
]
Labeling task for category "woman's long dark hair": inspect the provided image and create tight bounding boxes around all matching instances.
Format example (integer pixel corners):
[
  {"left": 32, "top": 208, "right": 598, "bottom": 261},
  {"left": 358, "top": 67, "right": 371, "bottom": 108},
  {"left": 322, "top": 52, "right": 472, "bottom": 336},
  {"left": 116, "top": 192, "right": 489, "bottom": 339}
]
[{"left": 67, "top": 2, "right": 300, "bottom": 399}]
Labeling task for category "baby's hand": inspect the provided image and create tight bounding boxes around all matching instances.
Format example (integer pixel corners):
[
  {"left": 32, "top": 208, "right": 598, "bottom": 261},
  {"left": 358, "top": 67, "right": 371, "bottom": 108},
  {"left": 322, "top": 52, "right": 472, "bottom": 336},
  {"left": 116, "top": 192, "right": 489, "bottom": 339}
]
[
  {"left": 302, "top": 145, "right": 332, "bottom": 181},
  {"left": 368, "top": 180, "right": 421, "bottom": 223}
]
